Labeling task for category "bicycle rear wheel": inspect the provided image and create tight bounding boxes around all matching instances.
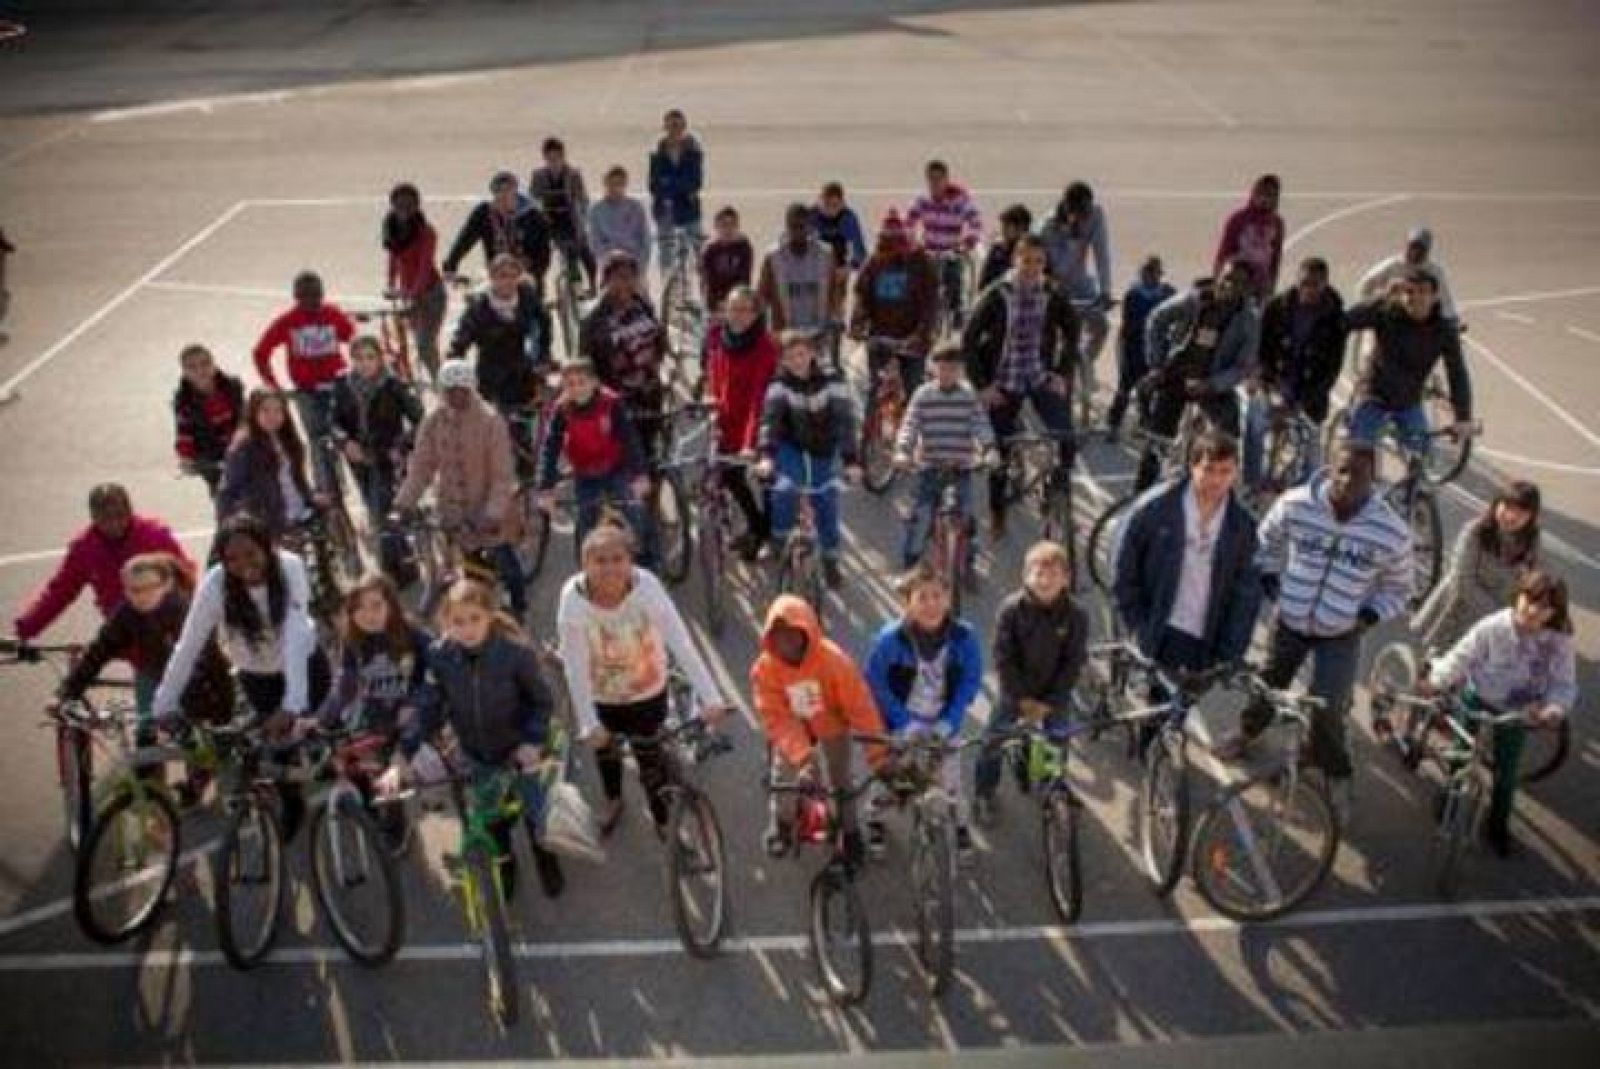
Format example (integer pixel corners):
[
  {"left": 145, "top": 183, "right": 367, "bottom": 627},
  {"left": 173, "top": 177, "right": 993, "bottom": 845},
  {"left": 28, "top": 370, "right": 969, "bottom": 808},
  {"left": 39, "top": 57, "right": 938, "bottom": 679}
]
[
  {"left": 698, "top": 514, "right": 727, "bottom": 638},
  {"left": 215, "top": 798, "right": 286, "bottom": 970},
  {"left": 308, "top": 795, "right": 405, "bottom": 966},
  {"left": 1487, "top": 716, "right": 1570, "bottom": 784},
  {"left": 1422, "top": 377, "right": 1472, "bottom": 484},
  {"left": 667, "top": 789, "right": 729, "bottom": 958},
  {"left": 1042, "top": 786, "right": 1083, "bottom": 923},
  {"left": 1138, "top": 731, "right": 1189, "bottom": 896},
  {"left": 74, "top": 788, "right": 181, "bottom": 944},
  {"left": 858, "top": 392, "right": 899, "bottom": 495},
  {"left": 910, "top": 806, "right": 956, "bottom": 995},
  {"left": 1391, "top": 486, "right": 1444, "bottom": 602},
  {"left": 809, "top": 867, "right": 872, "bottom": 1005},
  {"left": 1040, "top": 482, "right": 1076, "bottom": 583},
  {"left": 58, "top": 727, "right": 93, "bottom": 854},
  {"left": 1087, "top": 492, "right": 1137, "bottom": 593},
  {"left": 1190, "top": 772, "right": 1339, "bottom": 921},
  {"left": 519, "top": 501, "right": 553, "bottom": 583},
  {"left": 651, "top": 470, "right": 692, "bottom": 584}
]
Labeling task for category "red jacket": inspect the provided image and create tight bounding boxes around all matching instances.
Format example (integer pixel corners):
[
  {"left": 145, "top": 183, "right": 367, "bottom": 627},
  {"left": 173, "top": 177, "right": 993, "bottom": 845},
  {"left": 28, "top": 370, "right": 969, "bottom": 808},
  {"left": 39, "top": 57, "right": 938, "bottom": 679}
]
[
  {"left": 387, "top": 222, "right": 442, "bottom": 299},
  {"left": 252, "top": 305, "right": 355, "bottom": 390},
  {"left": 13, "top": 516, "right": 192, "bottom": 641},
  {"left": 1213, "top": 203, "right": 1284, "bottom": 297},
  {"left": 703, "top": 324, "right": 779, "bottom": 454}
]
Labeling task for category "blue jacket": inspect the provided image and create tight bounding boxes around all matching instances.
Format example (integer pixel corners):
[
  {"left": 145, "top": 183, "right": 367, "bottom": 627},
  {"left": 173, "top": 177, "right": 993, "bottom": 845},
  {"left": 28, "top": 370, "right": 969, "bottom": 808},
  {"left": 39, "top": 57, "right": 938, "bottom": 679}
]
[
  {"left": 648, "top": 136, "right": 704, "bottom": 227},
  {"left": 1118, "top": 280, "right": 1176, "bottom": 365},
  {"left": 1112, "top": 478, "right": 1261, "bottom": 665},
  {"left": 810, "top": 206, "right": 867, "bottom": 270},
  {"left": 864, "top": 619, "right": 983, "bottom": 737}
]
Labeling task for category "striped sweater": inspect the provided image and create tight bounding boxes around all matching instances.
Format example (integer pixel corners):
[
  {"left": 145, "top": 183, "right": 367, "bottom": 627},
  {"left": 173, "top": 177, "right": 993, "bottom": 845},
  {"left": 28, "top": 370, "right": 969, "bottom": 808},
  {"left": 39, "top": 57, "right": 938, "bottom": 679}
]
[
  {"left": 1256, "top": 473, "right": 1412, "bottom": 637},
  {"left": 906, "top": 184, "right": 983, "bottom": 254},
  {"left": 894, "top": 381, "right": 995, "bottom": 466}
]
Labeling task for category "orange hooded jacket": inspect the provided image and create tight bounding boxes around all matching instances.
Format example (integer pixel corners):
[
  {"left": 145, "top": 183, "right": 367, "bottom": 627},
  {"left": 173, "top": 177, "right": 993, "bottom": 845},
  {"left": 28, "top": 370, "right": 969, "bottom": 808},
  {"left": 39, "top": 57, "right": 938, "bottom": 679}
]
[{"left": 750, "top": 595, "right": 885, "bottom": 768}]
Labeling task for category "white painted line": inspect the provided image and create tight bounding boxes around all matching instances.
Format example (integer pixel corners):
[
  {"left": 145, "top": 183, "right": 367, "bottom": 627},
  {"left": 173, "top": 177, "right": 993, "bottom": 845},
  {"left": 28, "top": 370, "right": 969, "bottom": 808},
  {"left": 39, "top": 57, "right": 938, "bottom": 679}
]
[
  {"left": 1463, "top": 335, "right": 1600, "bottom": 453},
  {"left": 0, "top": 202, "right": 248, "bottom": 402},
  {"left": 0, "top": 124, "right": 81, "bottom": 170},
  {"left": 144, "top": 280, "right": 388, "bottom": 305},
  {"left": 92, "top": 90, "right": 295, "bottom": 124},
  {"left": 0, "top": 839, "right": 220, "bottom": 940},
  {"left": 1566, "top": 325, "right": 1600, "bottom": 345},
  {"left": 1458, "top": 285, "right": 1600, "bottom": 311},
  {"left": 1087, "top": 25, "right": 1241, "bottom": 129},
  {"left": 1284, "top": 193, "right": 1412, "bottom": 253},
  {"left": 0, "top": 528, "right": 215, "bottom": 570},
  {"left": 1493, "top": 311, "right": 1536, "bottom": 325},
  {"left": 1474, "top": 447, "right": 1600, "bottom": 478},
  {"left": 0, "top": 894, "right": 1594, "bottom": 972}
]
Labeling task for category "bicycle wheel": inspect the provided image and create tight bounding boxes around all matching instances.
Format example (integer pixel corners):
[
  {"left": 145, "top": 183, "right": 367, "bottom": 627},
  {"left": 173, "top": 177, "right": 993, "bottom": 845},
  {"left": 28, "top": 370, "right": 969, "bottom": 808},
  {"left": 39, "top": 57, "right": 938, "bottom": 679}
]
[
  {"left": 73, "top": 787, "right": 181, "bottom": 944},
  {"left": 59, "top": 727, "right": 93, "bottom": 853},
  {"left": 520, "top": 501, "right": 553, "bottom": 582},
  {"left": 1429, "top": 779, "right": 1480, "bottom": 900},
  {"left": 1487, "top": 716, "right": 1570, "bottom": 784},
  {"left": 215, "top": 798, "right": 286, "bottom": 969},
  {"left": 325, "top": 506, "right": 364, "bottom": 585},
  {"left": 910, "top": 805, "right": 955, "bottom": 995},
  {"left": 698, "top": 513, "right": 727, "bottom": 638},
  {"left": 1394, "top": 486, "right": 1444, "bottom": 602},
  {"left": 1422, "top": 379, "right": 1471, "bottom": 484},
  {"left": 1321, "top": 404, "right": 1349, "bottom": 467},
  {"left": 308, "top": 794, "right": 405, "bottom": 966},
  {"left": 464, "top": 844, "right": 521, "bottom": 1026},
  {"left": 809, "top": 867, "right": 872, "bottom": 1005},
  {"left": 667, "top": 789, "right": 729, "bottom": 958},
  {"left": 1041, "top": 481, "right": 1076, "bottom": 579},
  {"left": 651, "top": 470, "right": 692, "bottom": 584},
  {"left": 1190, "top": 772, "right": 1339, "bottom": 921},
  {"left": 1366, "top": 641, "right": 1417, "bottom": 743},
  {"left": 858, "top": 392, "right": 899, "bottom": 495},
  {"left": 1087, "top": 492, "right": 1137, "bottom": 593},
  {"left": 1042, "top": 786, "right": 1083, "bottom": 924},
  {"left": 1139, "top": 731, "right": 1190, "bottom": 896},
  {"left": 776, "top": 547, "right": 826, "bottom": 627}
]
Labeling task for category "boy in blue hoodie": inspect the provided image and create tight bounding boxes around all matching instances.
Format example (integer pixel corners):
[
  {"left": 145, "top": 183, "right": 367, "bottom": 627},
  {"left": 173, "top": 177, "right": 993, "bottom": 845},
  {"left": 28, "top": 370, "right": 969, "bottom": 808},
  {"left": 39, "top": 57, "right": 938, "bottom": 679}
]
[
  {"left": 1105, "top": 255, "right": 1176, "bottom": 439},
  {"left": 863, "top": 564, "right": 983, "bottom": 859}
]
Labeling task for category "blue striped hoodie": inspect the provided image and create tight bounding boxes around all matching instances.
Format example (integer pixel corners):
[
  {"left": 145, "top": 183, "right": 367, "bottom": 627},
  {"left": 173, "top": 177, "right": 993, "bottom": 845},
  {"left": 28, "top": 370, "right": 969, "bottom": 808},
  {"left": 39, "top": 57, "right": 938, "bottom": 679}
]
[{"left": 1256, "top": 473, "right": 1412, "bottom": 637}]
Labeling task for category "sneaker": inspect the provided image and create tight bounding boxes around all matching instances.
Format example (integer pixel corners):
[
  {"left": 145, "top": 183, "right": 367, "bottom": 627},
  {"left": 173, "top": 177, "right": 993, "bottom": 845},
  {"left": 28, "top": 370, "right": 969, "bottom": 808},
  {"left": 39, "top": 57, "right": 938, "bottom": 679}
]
[
  {"left": 865, "top": 820, "right": 887, "bottom": 860},
  {"left": 822, "top": 558, "right": 844, "bottom": 589},
  {"left": 532, "top": 844, "right": 566, "bottom": 898},
  {"left": 973, "top": 795, "right": 997, "bottom": 827},
  {"left": 763, "top": 814, "right": 793, "bottom": 858},
  {"left": 955, "top": 824, "right": 975, "bottom": 861}
]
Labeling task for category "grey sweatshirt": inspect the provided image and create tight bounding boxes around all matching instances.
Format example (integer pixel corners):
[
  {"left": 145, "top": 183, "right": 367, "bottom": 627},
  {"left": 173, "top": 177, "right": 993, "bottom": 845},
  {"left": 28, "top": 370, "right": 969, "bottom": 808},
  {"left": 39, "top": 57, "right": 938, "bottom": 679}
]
[{"left": 588, "top": 195, "right": 653, "bottom": 273}]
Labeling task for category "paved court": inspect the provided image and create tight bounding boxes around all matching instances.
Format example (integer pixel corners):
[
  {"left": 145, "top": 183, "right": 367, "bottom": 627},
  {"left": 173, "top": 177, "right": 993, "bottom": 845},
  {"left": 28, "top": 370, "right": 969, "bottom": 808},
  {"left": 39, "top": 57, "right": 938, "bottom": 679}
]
[{"left": 0, "top": 1, "right": 1596, "bottom": 1065}]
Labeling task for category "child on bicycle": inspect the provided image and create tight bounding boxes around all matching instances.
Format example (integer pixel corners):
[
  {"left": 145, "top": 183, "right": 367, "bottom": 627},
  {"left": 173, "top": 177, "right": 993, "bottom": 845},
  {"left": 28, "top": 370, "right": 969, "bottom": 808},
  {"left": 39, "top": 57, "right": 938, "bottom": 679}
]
[
  {"left": 217, "top": 388, "right": 323, "bottom": 541},
  {"left": 851, "top": 207, "right": 939, "bottom": 395},
  {"left": 751, "top": 594, "right": 885, "bottom": 863},
  {"left": 448, "top": 252, "right": 554, "bottom": 468},
  {"left": 536, "top": 359, "right": 656, "bottom": 570},
  {"left": 699, "top": 206, "right": 754, "bottom": 315},
  {"left": 173, "top": 344, "right": 245, "bottom": 496},
  {"left": 978, "top": 203, "right": 1032, "bottom": 293},
  {"left": 1421, "top": 569, "right": 1576, "bottom": 858},
  {"left": 331, "top": 336, "right": 424, "bottom": 522},
  {"left": 700, "top": 286, "right": 779, "bottom": 560},
  {"left": 381, "top": 182, "right": 448, "bottom": 380},
  {"left": 580, "top": 251, "right": 670, "bottom": 463},
  {"left": 893, "top": 344, "right": 997, "bottom": 572},
  {"left": 862, "top": 564, "right": 984, "bottom": 858},
  {"left": 973, "top": 540, "right": 1087, "bottom": 823},
  {"left": 1105, "top": 255, "right": 1175, "bottom": 439},
  {"left": 251, "top": 270, "right": 354, "bottom": 492},
  {"left": 528, "top": 137, "right": 596, "bottom": 295},
  {"left": 754, "top": 330, "right": 861, "bottom": 588},
  {"left": 413, "top": 578, "right": 565, "bottom": 900}
]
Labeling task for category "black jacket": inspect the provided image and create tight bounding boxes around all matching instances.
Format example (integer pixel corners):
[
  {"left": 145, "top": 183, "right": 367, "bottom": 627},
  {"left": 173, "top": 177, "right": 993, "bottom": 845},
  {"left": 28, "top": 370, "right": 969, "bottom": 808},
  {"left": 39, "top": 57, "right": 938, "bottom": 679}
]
[
  {"left": 1348, "top": 298, "right": 1472, "bottom": 418},
  {"left": 172, "top": 372, "right": 245, "bottom": 466},
  {"left": 441, "top": 200, "right": 553, "bottom": 282},
  {"left": 961, "top": 276, "right": 1082, "bottom": 392},
  {"left": 448, "top": 282, "right": 554, "bottom": 408},
  {"left": 330, "top": 373, "right": 424, "bottom": 456},
  {"left": 1259, "top": 286, "right": 1346, "bottom": 423},
  {"left": 218, "top": 436, "right": 315, "bottom": 540},
  {"left": 992, "top": 589, "right": 1088, "bottom": 709},
  {"left": 61, "top": 591, "right": 234, "bottom": 723},
  {"left": 424, "top": 634, "right": 554, "bottom": 765}
]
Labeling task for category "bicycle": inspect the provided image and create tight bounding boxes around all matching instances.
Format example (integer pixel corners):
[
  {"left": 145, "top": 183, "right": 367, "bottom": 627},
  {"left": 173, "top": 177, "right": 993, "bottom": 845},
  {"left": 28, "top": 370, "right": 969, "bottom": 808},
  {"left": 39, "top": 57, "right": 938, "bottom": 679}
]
[
  {"left": 350, "top": 294, "right": 422, "bottom": 386},
  {"left": 279, "top": 507, "right": 363, "bottom": 635},
  {"left": 1086, "top": 409, "right": 1210, "bottom": 593},
  {"left": 857, "top": 336, "right": 920, "bottom": 495},
  {"left": 766, "top": 460, "right": 848, "bottom": 626},
  {"left": 659, "top": 226, "right": 706, "bottom": 389},
  {"left": 608, "top": 695, "right": 734, "bottom": 957},
  {"left": 658, "top": 401, "right": 755, "bottom": 637},
  {"left": 995, "top": 428, "right": 1080, "bottom": 581},
  {"left": 932, "top": 249, "right": 975, "bottom": 337},
  {"left": 903, "top": 461, "right": 983, "bottom": 614},
  {"left": 1247, "top": 399, "right": 1319, "bottom": 515},
  {"left": 550, "top": 236, "right": 589, "bottom": 363},
  {"left": 991, "top": 718, "right": 1089, "bottom": 922},
  {"left": 1070, "top": 295, "right": 1119, "bottom": 431}
]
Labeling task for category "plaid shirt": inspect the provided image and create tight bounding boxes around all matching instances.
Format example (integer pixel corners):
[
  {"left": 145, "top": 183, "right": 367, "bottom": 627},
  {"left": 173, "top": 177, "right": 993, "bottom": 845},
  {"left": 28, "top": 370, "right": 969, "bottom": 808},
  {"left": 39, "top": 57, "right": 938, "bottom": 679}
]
[{"left": 997, "top": 281, "right": 1048, "bottom": 394}]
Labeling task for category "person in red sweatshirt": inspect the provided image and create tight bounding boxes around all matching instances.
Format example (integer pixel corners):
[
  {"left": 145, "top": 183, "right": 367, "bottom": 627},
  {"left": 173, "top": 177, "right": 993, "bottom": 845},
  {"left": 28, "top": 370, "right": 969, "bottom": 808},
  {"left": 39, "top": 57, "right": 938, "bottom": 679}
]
[
  {"left": 701, "top": 285, "right": 778, "bottom": 559},
  {"left": 1212, "top": 174, "right": 1285, "bottom": 299},
  {"left": 172, "top": 344, "right": 244, "bottom": 497},
  {"left": 382, "top": 182, "right": 447, "bottom": 383},
  {"left": 12, "top": 484, "right": 192, "bottom": 648},
  {"left": 252, "top": 270, "right": 355, "bottom": 494}
]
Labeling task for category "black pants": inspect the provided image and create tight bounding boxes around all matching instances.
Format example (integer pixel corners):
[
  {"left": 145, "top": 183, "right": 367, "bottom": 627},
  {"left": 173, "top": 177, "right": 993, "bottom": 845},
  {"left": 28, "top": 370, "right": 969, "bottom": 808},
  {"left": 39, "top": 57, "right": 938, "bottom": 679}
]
[
  {"left": 1135, "top": 389, "right": 1240, "bottom": 490},
  {"left": 1137, "top": 626, "right": 1212, "bottom": 756},
  {"left": 1106, "top": 341, "right": 1148, "bottom": 432},
  {"left": 594, "top": 690, "right": 672, "bottom": 825},
  {"left": 720, "top": 462, "right": 769, "bottom": 540}
]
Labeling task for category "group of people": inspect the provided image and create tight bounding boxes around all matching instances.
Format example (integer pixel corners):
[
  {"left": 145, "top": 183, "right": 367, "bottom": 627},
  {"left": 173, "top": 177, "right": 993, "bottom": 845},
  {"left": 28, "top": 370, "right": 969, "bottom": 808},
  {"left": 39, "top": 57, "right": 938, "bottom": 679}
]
[{"left": 7, "top": 115, "right": 1581, "bottom": 911}]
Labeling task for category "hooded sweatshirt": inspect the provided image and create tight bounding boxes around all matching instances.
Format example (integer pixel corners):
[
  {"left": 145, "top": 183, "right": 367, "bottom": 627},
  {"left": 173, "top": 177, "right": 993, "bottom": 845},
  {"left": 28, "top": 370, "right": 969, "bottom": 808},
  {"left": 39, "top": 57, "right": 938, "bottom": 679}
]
[
  {"left": 703, "top": 316, "right": 780, "bottom": 453},
  {"left": 750, "top": 595, "right": 884, "bottom": 767},
  {"left": 14, "top": 516, "right": 191, "bottom": 641},
  {"left": 1213, "top": 184, "right": 1284, "bottom": 297}
]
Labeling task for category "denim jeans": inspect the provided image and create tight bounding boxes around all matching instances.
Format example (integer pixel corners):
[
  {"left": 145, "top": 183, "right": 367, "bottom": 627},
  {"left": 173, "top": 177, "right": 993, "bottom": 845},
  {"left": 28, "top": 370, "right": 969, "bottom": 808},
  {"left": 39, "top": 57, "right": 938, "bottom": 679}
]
[
  {"left": 410, "top": 280, "right": 448, "bottom": 381},
  {"left": 902, "top": 468, "right": 974, "bottom": 569},
  {"left": 770, "top": 445, "right": 840, "bottom": 558},
  {"left": 573, "top": 470, "right": 654, "bottom": 570},
  {"left": 352, "top": 460, "right": 401, "bottom": 523},
  {"left": 1348, "top": 401, "right": 1429, "bottom": 454},
  {"left": 490, "top": 543, "right": 529, "bottom": 620},
  {"left": 1244, "top": 624, "right": 1362, "bottom": 780},
  {"left": 987, "top": 382, "right": 1075, "bottom": 513}
]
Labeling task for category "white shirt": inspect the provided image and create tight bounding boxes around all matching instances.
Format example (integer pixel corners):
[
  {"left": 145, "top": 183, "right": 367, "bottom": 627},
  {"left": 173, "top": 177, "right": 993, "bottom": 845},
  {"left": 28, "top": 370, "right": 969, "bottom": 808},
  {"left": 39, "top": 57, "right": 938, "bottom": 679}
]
[
  {"left": 1167, "top": 486, "right": 1222, "bottom": 639},
  {"left": 277, "top": 461, "right": 310, "bottom": 524}
]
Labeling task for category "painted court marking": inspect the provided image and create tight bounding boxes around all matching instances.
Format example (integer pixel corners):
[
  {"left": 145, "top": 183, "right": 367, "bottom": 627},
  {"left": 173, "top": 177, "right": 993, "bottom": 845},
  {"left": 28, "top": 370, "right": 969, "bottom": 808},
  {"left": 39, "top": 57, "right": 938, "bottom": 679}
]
[{"left": 0, "top": 895, "right": 1594, "bottom": 973}]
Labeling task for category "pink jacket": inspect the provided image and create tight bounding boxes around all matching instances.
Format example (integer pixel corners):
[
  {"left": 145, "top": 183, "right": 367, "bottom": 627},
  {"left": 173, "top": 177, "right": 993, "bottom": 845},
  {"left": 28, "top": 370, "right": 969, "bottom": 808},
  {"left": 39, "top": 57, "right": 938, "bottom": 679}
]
[{"left": 14, "top": 516, "right": 192, "bottom": 641}]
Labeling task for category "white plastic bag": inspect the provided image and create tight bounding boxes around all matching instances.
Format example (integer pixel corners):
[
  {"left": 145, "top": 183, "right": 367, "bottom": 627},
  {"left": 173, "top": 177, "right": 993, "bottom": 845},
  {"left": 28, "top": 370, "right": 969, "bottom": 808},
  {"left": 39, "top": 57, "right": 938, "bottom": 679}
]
[{"left": 540, "top": 780, "right": 607, "bottom": 864}]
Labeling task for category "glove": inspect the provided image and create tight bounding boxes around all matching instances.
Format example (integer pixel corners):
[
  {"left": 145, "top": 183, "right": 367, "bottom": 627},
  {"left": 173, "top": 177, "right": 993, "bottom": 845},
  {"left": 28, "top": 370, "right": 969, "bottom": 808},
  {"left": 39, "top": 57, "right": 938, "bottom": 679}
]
[
  {"left": 1358, "top": 607, "right": 1381, "bottom": 632},
  {"left": 13, "top": 640, "right": 40, "bottom": 664},
  {"left": 1260, "top": 574, "right": 1281, "bottom": 601}
]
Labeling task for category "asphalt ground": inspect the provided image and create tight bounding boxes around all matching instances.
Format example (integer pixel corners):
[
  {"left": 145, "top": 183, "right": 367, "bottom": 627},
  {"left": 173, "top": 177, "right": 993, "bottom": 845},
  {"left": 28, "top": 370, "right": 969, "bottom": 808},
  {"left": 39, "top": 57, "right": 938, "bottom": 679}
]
[{"left": 0, "top": 1, "right": 1596, "bottom": 1065}]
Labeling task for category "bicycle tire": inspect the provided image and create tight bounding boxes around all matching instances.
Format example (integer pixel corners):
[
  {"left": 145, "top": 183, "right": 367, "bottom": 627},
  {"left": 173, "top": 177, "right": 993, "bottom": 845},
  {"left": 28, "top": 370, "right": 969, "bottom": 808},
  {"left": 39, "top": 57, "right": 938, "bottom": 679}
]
[
  {"left": 858, "top": 391, "right": 899, "bottom": 495},
  {"left": 327, "top": 506, "right": 364, "bottom": 586},
  {"left": 652, "top": 469, "right": 692, "bottom": 584},
  {"left": 911, "top": 805, "right": 955, "bottom": 995},
  {"left": 667, "top": 789, "right": 729, "bottom": 958},
  {"left": 1042, "top": 786, "right": 1083, "bottom": 924},
  {"left": 775, "top": 545, "right": 826, "bottom": 628},
  {"left": 1486, "top": 716, "right": 1570, "bottom": 784},
  {"left": 73, "top": 787, "right": 181, "bottom": 945},
  {"left": 809, "top": 866, "right": 872, "bottom": 1005},
  {"left": 1041, "top": 480, "right": 1076, "bottom": 581},
  {"left": 308, "top": 795, "right": 405, "bottom": 966},
  {"left": 1087, "top": 491, "right": 1137, "bottom": 593},
  {"left": 519, "top": 494, "right": 553, "bottom": 582},
  {"left": 1190, "top": 772, "right": 1339, "bottom": 921},
  {"left": 59, "top": 727, "right": 93, "bottom": 854},
  {"left": 1429, "top": 780, "right": 1479, "bottom": 900},
  {"left": 1366, "top": 640, "right": 1418, "bottom": 747},
  {"left": 1422, "top": 379, "right": 1472, "bottom": 484},
  {"left": 1391, "top": 485, "right": 1444, "bottom": 603},
  {"left": 698, "top": 512, "right": 727, "bottom": 638},
  {"left": 1139, "top": 731, "right": 1190, "bottom": 896},
  {"left": 463, "top": 844, "right": 521, "bottom": 1026},
  {"left": 215, "top": 798, "right": 286, "bottom": 970}
]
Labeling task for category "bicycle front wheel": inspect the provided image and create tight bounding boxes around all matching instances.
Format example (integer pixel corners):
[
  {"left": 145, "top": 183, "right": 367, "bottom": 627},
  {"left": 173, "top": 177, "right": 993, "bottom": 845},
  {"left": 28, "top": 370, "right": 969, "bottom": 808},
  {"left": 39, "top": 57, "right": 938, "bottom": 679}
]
[
  {"left": 697, "top": 514, "right": 727, "bottom": 638},
  {"left": 59, "top": 727, "right": 93, "bottom": 854},
  {"left": 910, "top": 805, "right": 956, "bottom": 995},
  {"left": 858, "top": 393, "right": 899, "bottom": 495},
  {"left": 74, "top": 787, "right": 181, "bottom": 944},
  {"left": 1402, "top": 488, "right": 1444, "bottom": 602},
  {"left": 809, "top": 867, "right": 872, "bottom": 1005},
  {"left": 519, "top": 501, "right": 553, "bottom": 582},
  {"left": 1190, "top": 772, "right": 1339, "bottom": 921},
  {"left": 651, "top": 470, "right": 692, "bottom": 584},
  {"left": 1139, "top": 732, "right": 1190, "bottom": 896},
  {"left": 1087, "top": 492, "right": 1137, "bottom": 593},
  {"left": 464, "top": 845, "right": 521, "bottom": 1027},
  {"left": 1488, "top": 716, "right": 1570, "bottom": 784},
  {"left": 1042, "top": 786, "right": 1083, "bottom": 923},
  {"left": 667, "top": 789, "right": 729, "bottom": 958},
  {"left": 1429, "top": 779, "right": 1481, "bottom": 900},
  {"left": 1422, "top": 378, "right": 1472, "bottom": 484},
  {"left": 308, "top": 795, "right": 405, "bottom": 966},
  {"left": 215, "top": 798, "right": 286, "bottom": 970}
]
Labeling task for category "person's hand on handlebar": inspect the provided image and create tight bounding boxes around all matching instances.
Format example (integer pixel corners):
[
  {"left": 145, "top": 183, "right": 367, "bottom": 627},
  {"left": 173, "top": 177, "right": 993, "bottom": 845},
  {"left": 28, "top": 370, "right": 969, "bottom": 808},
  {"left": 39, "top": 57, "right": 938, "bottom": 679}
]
[
  {"left": 842, "top": 463, "right": 864, "bottom": 485},
  {"left": 753, "top": 457, "right": 775, "bottom": 482}
]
